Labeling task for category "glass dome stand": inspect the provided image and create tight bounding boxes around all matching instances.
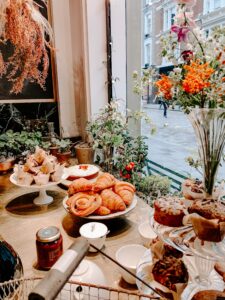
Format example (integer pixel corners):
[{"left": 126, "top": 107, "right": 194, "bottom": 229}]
[{"left": 150, "top": 216, "right": 225, "bottom": 299}]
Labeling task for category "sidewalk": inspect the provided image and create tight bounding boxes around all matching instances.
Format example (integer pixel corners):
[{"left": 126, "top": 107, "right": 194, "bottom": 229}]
[{"left": 142, "top": 102, "right": 182, "bottom": 112}]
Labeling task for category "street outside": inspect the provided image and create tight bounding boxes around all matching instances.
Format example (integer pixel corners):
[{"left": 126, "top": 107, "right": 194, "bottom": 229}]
[{"left": 142, "top": 103, "right": 225, "bottom": 180}]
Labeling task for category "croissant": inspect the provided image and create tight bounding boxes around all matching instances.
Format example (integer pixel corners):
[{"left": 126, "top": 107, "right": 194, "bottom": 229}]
[
  {"left": 95, "top": 206, "right": 111, "bottom": 216},
  {"left": 114, "top": 182, "right": 135, "bottom": 205},
  {"left": 101, "top": 189, "right": 126, "bottom": 211},
  {"left": 93, "top": 173, "right": 115, "bottom": 192},
  {"left": 68, "top": 178, "right": 93, "bottom": 196},
  {"left": 69, "top": 192, "right": 102, "bottom": 217}
]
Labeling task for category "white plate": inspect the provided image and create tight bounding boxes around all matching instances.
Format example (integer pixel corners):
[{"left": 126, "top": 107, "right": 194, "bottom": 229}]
[
  {"left": 65, "top": 165, "right": 99, "bottom": 178},
  {"left": 10, "top": 172, "right": 67, "bottom": 189},
  {"left": 63, "top": 194, "right": 138, "bottom": 220},
  {"left": 136, "top": 250, "right": 224, "bottom": 300}
]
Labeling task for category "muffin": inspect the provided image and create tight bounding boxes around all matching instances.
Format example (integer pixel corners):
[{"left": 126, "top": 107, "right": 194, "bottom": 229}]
[{"left": 152, "top": 256, "right": 188, "bottom": 292}]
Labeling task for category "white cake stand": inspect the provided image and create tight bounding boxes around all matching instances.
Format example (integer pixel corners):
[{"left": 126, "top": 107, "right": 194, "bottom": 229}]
[{"left": 10, "top": 173, "right": 67, "bottom": 206}]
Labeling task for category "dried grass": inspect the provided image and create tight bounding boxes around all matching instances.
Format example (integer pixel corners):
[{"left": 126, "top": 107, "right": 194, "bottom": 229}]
[{"left": 0, "top": 0, "right": 53, "bottom": 94}]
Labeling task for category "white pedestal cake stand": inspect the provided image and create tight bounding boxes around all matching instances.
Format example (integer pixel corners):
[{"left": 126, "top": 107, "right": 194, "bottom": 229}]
[{"left": 10, "top": 173, "right": 67, "bottom": 206}]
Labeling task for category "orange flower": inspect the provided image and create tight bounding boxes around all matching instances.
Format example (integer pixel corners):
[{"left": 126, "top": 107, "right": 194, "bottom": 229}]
[
  {"left": 182, "top": 61, "right": 214, "bottom": 94},
  {"left": 155, "top": 75, "right": 173, "bottom": 100}
]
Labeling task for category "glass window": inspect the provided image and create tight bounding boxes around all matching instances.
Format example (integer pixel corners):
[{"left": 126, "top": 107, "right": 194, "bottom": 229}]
[
  {"left": 145, "top": 43, "right": 151, "bottom": 65},
  {"left": 164, "top": 6, "right": 176, "bottom": 31},
  {"left": 215, "top": 0, "right": 221, "bottom": 8},
  {"left": 204, "top": 0, "right": 210, "bottom": 13},
  {"left": 145, "top": 13, "right": 151, "bottom": 35}
]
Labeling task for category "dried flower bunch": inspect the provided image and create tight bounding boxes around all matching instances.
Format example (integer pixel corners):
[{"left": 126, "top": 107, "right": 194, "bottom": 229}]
[
  {"left": 0, "top": 0, "right": 53, "bottom": 94},
  {"left": 134, "top": 0, "right": 225, "bottom": 111}
]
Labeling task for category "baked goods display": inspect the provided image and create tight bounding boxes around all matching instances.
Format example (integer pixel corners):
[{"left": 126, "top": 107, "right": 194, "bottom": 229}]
[
  {"left": 186, "top": 199, "right": 225, "bottom": 242},
  {"left": 66, "top": 172, "right": 136, "bottom": 217},
  {"left": 152, "top": 256, "right": 188, "bottom": 292},
  {"left": 191, "top": 290, "right": 225, "bottom": 300},
  {"left": 13, "top": 147, "right": 64, "bottom": 186},
  {"left": 154, "top": 196, "right": 186, "bottom": 227},
  {"left": 182, "top": 178, "right": 204, "bottom": 200}
]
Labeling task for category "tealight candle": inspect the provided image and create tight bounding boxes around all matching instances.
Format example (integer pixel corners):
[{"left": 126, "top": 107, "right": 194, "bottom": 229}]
[{"left": 79, "top": 222, "right": 108, "bottom": 252}]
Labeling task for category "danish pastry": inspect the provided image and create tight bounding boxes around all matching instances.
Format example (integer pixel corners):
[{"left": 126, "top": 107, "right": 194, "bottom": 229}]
[{"left": 69, "top": 192, "right": 102, "bottom": 217}]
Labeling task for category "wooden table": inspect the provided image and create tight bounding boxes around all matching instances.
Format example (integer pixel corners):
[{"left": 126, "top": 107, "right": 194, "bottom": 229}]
[{"left": 0, "top": 173, "right": 152, "bottom": 293}]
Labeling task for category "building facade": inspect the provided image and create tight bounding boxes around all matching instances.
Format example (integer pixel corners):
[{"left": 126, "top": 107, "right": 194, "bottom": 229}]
[{"left": 142, "top": 0, "right": 225, "bottom": 69}]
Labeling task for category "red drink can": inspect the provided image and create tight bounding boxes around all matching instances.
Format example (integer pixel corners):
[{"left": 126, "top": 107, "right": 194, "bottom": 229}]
[{"left": 36, "top": 226, "right": 63, "bottom": 270}]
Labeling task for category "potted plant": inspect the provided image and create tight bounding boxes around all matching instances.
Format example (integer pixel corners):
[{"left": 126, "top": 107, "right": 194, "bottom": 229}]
[
  {"left": 74, "top": 142, "right": 95, "bottom": 165},
  {"left": 55, "top": 139, "right": 72, "bottom": 166},
  {"left": 138, "top": 175, "right": 171, "bottom": 205},
  {"left": 86, "top": 102, "right": 129, "bottom": 172}
]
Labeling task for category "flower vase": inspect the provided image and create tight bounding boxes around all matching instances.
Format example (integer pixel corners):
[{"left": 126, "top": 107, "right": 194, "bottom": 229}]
[
  {"left": 188, "top": 108, "right": 225, "bottom": 197},
  {"left": 103, "top": 147, "right": 114, "bottom": 173}
]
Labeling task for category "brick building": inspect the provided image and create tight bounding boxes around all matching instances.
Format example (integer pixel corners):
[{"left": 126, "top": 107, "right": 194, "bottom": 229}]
[{"left": 142, "top": 0, "right": 225, "bottom": 68}]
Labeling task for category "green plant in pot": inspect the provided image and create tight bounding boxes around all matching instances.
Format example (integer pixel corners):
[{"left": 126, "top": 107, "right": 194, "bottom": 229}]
[
  {"left": 115, "top": 135, "right": 149, "bottom": 185},
  {"left": 55, "top": 139, "right": 72, "bottom": 166},
  {"left": 86, "top": 101, "right": 147, "bottom": 172}
]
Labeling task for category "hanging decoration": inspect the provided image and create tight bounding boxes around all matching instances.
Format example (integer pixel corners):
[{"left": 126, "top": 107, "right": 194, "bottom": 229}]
[{"left": 0, "top": 0, "right": 53, "bottom": 94}]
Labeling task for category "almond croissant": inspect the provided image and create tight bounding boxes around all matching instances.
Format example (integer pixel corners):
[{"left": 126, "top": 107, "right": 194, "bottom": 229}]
[
  {"left": 68, "top": 178, "right": 93, "bottom": 196},
  {"left": 101, "top": 189, "right": 126, "bottom": 211},
  {"left": 114, "top": 181, "right": 136, "bottom": 205},
  {"left": 93, "top": 173, "right": 115, "bottom": 192}
]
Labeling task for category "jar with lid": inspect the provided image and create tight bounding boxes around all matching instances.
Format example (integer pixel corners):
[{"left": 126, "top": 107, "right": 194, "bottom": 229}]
[{"left": 36, "top": 226, "right": 63, "bottom": 270}]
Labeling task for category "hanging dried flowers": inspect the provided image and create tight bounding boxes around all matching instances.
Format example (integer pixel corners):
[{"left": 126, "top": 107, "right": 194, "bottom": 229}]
[{"left": 0, "top": 0, "right": 53, "bottom": 94}]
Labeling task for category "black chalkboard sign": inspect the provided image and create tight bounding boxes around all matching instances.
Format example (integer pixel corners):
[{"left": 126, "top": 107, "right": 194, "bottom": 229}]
[{"left": 0, "top": 0, "right": 56, "bottom": 102}]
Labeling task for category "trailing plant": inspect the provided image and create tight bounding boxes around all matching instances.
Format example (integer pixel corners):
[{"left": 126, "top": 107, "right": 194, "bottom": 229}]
[{"left": 0, "top": 130, "right": 43, "bottom": 159}]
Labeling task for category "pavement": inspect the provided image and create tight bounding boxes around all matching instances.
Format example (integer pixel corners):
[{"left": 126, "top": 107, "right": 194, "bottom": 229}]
[{"left": 142, "top": 103, "right": 225, "bottom": 180}]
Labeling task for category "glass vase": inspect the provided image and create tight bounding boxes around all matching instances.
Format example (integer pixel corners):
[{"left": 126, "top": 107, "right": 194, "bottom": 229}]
[{"left": 188, "top": 108, "right": 225, "bottom": 197}]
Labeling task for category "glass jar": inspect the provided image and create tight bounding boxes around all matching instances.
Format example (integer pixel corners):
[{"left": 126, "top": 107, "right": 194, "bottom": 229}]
[{"left": 36, "top": 226, "right": 63, "bottom": 270}]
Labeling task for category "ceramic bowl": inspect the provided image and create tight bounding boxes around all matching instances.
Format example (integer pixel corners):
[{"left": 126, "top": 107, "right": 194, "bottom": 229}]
[
  {"left": 79, "top": 222, "right": 108, "bottom": 252},
  {"left": 138, "top": 222, "right": 157, "bottom": 247},
  {"left": 115, "top": 244, "right": 147, "bottom": 284}
]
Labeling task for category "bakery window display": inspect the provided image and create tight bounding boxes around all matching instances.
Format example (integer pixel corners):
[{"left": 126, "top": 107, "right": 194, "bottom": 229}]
[{"left": 65, "top": 172, "right": 136, "bottom": 218}]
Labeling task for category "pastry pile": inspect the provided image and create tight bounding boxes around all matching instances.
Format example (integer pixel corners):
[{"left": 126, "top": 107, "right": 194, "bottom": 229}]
[
  {"left": 14, "top": 147, "right": 64, "bottom": 186},
  {"left": 66, "top": 172, "right": 136, "bottom": 217}
]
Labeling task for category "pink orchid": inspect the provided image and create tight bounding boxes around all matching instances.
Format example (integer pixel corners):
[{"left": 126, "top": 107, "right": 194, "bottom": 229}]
[
  {"left": 174, "top": 12, "right": 195, "bottom": 27},
  {"left": 171, "top": 25, "right": 190, "bottom": 42}
]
